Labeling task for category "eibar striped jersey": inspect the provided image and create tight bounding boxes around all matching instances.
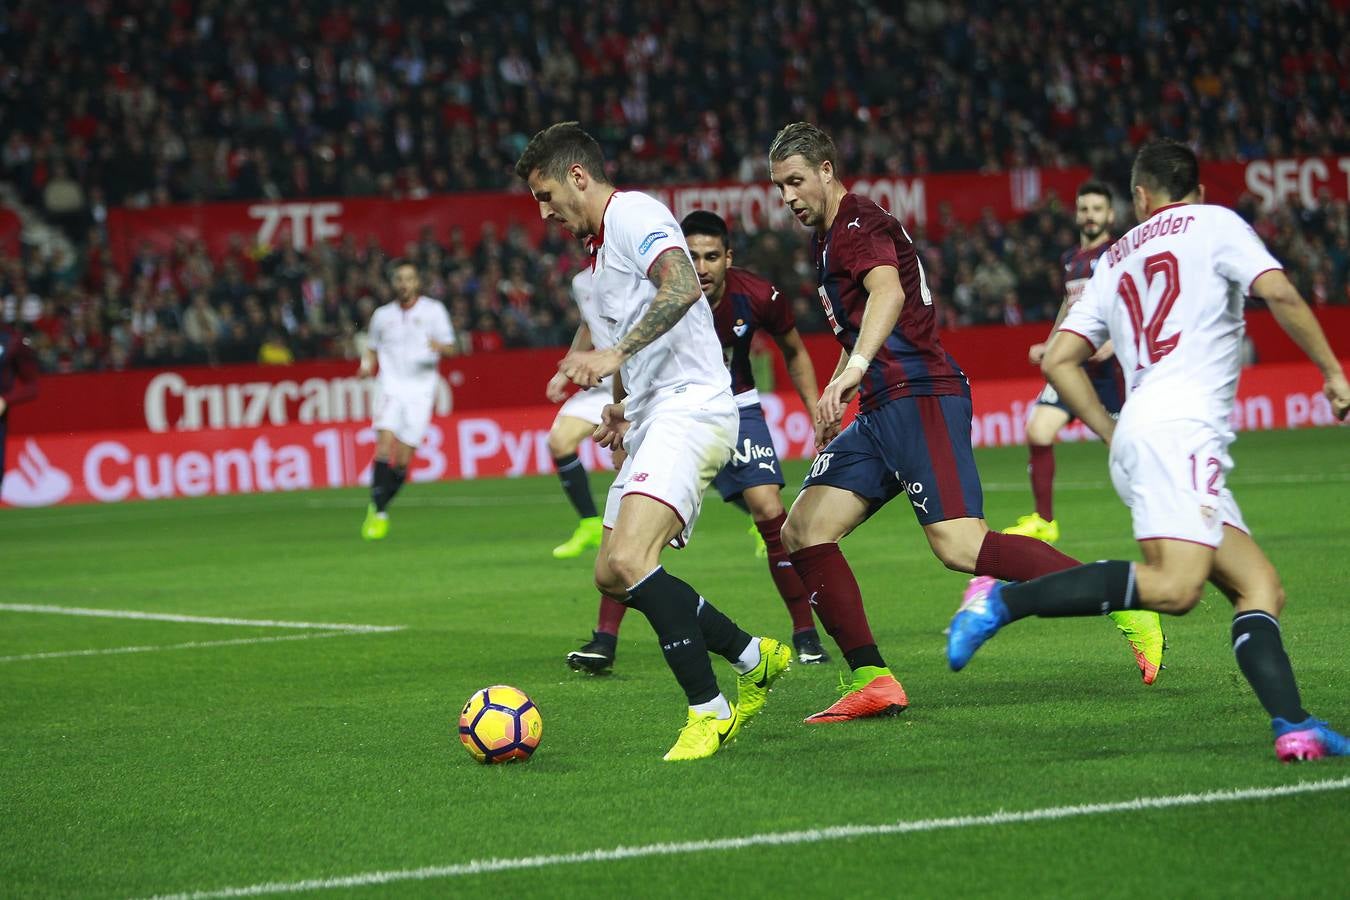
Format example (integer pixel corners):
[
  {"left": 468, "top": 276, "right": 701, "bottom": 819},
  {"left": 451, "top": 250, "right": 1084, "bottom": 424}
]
[
  {"left": 710, "top": 267, "right": 794, "bottom": 406},
  {"left": 811, "top": 192, "right": 968, "bottom": 412}
]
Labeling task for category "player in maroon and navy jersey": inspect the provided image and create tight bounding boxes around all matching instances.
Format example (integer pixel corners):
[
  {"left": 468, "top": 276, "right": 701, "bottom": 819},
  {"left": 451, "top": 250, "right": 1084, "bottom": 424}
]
[
  {"left": 1007, "top": 182, "right": 1127, "bottom": 545},
  {"left": 766, "top": 123, "right": 1163, "bottom": 723},
  {"left": 569, "top": 211, "right": 831, "bottom": 670},
  {"left": 0, "top": 324, "right": 40, "bottom": 496}
]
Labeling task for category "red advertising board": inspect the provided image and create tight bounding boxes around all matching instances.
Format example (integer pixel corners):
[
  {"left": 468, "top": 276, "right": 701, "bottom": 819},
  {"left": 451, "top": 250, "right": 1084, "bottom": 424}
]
[
  {"left": 104, "top": 156, "right": 1350, "bottom": 271},
  {"left": 4, "top": 362, "right": 1343, "bottom": 508},
  {"left": 12, "top": 308, "right": 1348, "bottom": 439},
  {"left": 105, "top": 168, "right": 1093, "bottom": 269}
]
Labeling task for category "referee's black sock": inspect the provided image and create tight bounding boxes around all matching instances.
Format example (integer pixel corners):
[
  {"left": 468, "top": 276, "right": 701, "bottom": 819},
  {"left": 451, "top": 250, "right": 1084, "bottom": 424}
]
[
  {"left": 999, "top": 560, "right": 1139, "bottom": 621},
  {"left": 626, "top": 567, "right": 720, "bottom": 705},
  {"left": 371, "top": 459, "right": 393, "bottom": 512},
  {"left": 553, "top": 453, "right": 598, "bottom": 519},
  {"left": 1232, "top": 611, "right": 1309, "bottom": 722}
]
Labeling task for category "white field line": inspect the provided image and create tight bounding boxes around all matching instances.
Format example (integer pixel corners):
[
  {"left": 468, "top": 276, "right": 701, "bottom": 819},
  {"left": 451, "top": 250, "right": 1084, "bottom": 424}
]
[
  {"left": 147, "top": 777, "right": 1350, "bottom": 900},
  {"left": 0, "top": 603, "right": 403, "bottom": 633},
  {"left": 0, "top": 631, "right": 348, "bottom": 663}
]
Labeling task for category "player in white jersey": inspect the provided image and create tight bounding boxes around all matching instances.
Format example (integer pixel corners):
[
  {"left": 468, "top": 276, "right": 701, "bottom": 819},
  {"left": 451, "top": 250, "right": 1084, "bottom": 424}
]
[
  {"left": 515, "top": 122, "right": 790, "bottom": 761},
  {"left": 949, "top": 139, "right": 1350, "bottom": 762},
  {"left": 545, "top": 267, "right": 613, "bottom": 560},
  {"left": 357, "top": 260, "right": 456, "bottom": 540}
]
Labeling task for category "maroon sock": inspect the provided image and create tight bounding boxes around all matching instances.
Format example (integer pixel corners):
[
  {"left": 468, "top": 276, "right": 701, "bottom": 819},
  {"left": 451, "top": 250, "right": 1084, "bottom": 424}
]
[
  {"left": 975, "top": 531, "right": 1079, "bottom": 582},
  {"left": 756, "top": 513, "right": 815, "bottom": 633},
  {"left": 1029, "top": 443, "right": 1056, "bottom": 521},
  {"left": 596, "top": 594, "right": 627, "bottom": 636},
  {"left": 788, "top": 543, "right": 878, "bottom": 655}
]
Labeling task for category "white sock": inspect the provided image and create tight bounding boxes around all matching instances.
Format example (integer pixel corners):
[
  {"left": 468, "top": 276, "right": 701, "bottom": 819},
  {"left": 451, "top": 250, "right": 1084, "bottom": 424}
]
[
  {"left": 690, "top": 693, "right": 732, "bottom": 719},
  {"left": 730, "top": 636, "right": 762, "bottom": 675}
]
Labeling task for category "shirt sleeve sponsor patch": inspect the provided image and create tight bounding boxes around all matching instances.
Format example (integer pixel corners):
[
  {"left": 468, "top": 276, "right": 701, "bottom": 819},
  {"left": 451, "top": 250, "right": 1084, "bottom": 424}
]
[{"left": 638, "top": 231, "right": 669, "bottom": 254}]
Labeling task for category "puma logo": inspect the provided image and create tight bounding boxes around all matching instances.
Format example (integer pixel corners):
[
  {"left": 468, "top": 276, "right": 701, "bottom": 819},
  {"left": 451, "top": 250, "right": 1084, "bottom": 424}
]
[{"left": 846, "top": 217, "right": 861, "bottom": 229}]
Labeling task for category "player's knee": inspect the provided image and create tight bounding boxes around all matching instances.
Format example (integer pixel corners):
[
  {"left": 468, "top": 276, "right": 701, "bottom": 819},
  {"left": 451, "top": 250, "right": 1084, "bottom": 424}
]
[
  {"left": 780, "top": 511, "right": 809, "bottom": 554},
  {"left": 748, "top": 493, "right": 785, "bottom": 523},
  {"left": 603, "top": 542, "right": 658, "bottom": 591},
  {"left": 931, "top": 540, "right": 977, "bottom": 574},
  {"left": 1146, "top": 575, "right": 1207, "bottom": 614},
  {"left": 546, "top": 427, "right": 574, "bottom": 459}
]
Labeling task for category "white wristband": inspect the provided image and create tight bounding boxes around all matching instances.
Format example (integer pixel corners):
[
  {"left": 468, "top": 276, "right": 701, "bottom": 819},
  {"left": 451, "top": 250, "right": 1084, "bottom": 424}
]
[{"left": 845, "top": 353, "right": 870, "bottom": 373}]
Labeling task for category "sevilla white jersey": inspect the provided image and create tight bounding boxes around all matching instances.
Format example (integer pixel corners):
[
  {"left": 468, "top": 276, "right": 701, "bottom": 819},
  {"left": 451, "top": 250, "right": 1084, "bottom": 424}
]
[
  {"left": 368, "top": 296, "right": 453, "bottom": 396},
  {"left": 1062, "top": 203, "right": 1281, "bottom": 429},
  {"left": 570, "top": 267, "right": 611, "bottom": 393},
  {"left": 589, "top": 191, "right": 731, "bottom": 421}
]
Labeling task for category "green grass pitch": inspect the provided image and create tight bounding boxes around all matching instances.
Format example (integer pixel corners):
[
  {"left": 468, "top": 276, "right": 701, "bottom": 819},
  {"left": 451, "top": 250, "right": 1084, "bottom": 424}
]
[{"left": 2, "top": 427, "right": 1348, "bottom": 898}]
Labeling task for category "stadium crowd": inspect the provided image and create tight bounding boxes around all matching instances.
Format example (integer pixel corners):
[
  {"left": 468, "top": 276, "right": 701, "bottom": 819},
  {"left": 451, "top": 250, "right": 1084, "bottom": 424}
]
[{"left": 0, "top": 0, "right": 1348, "bottom": 371}]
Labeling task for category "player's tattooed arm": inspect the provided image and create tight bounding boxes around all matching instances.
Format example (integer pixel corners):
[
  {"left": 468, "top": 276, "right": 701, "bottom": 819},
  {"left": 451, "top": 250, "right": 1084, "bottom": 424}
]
[{"left": 615, "top": 248, "right": 702, "bottom": 358}]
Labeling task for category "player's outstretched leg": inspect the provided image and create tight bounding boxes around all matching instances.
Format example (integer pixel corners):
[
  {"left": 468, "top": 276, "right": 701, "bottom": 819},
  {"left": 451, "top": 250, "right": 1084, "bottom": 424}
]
[
  {"left": 552, "top": 452, "right": 603, "bottom": 559},
  {"left": 566, "top": 594, "right": 627, "bottom": 674},
  {"left": 963, "top": 530, "right": 1164, "bottom": 683},
  {"left": 789, "top": 542, "right": 908, "bottom": 723}
]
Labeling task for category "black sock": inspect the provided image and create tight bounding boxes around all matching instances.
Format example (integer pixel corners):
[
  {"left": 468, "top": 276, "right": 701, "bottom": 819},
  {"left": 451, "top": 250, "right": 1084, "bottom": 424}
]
[
  {"left": 1000, "top": 560, "right": 1138, "bottom": 621},
  {"left": 844, "top": 645, "right": 886, "bottom": 671},
  {"left": 371, "top": 460, "right": 393, "bottom": 512},
  {"left": 694, "top": 596, "right": 753, "bottom": 663},
  {"left": 625, "top": 567, "right": 720, "bottom": 705},
  {"left": 1231, "top": 611, "right": 1309, "bottom": 722},
  {"left": 388, "top": 465, "right": 407, "bottom": 505},
  {"left": 554, "top": 454, "right": 598, "bottom": 519}
]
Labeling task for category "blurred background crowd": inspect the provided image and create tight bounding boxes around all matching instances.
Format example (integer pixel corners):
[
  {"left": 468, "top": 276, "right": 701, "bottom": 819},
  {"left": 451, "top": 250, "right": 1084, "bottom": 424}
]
[{"left": 1, "top": 0, "right": 1348, "bottom": 372}]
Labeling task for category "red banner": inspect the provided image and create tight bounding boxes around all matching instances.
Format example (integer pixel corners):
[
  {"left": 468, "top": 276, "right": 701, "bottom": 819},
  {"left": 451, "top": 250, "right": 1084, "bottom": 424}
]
[
  {"left": 14, "top": 308, "right": 1348, "bottom": 439},
  {"left": 1201, "top": 155, "right": 1350, "bottom": 212},
  {"left": 4, "top": 362, "right": 1343, "bottom": 508},
  {"left": 104, "top": 156, "right": 1350, "bottom": 271},
  {"left": 105, "top": 168, "right": 1094, "bottom": 270}
]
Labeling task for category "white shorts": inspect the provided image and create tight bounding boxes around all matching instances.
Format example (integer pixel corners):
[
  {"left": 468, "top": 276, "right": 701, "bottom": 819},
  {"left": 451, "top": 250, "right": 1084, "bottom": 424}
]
[
  {"left": 373, "top": 390, "right": 435, "bottom": 447},
  {"left": 1109, "top": 418, "right": 1248, "bottom": 548},
  {"left": 557, "top": 385, "right": 611, "bottom": 427},
  {"left": 603, "top": 389, "right": 737, "bottom": 548}
]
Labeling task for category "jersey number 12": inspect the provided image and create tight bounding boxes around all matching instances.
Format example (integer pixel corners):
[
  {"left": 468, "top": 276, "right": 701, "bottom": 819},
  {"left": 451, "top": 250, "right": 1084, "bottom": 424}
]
[{"left": 1117, "top": 251, "right": 1181, "bottom": 366}]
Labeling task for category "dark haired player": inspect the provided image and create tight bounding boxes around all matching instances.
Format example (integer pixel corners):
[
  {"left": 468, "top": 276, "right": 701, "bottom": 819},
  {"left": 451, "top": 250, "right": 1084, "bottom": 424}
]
[
  {"left": 767, "top": 122, "right": 1161, "bottom": 724},
  {"left": 567, "top": 211, "right": 830, "bottom": 672},
  {"left": 357, "top": 260, "right": 456, "bottom": 540},
  {"left": 1007, "top": 181, "right": 1124, "bottom": 544},
  {"left": 949, "top": 138, "right": 1350, "bottom": 761},
  {"left": 518, "top": 122, "right": 789, "bottom": 761}
]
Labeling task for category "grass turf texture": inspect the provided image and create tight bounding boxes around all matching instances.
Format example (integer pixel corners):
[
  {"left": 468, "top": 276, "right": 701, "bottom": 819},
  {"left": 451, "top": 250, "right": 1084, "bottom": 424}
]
[{"left": 2, "top": 427, "right": 1347, "bottom": 898}]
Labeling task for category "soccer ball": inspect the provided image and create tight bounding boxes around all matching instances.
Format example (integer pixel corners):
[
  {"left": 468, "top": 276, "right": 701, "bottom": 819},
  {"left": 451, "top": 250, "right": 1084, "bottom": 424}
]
[{"left": 458, "top": 684, "right": 543, "bottom": 763}]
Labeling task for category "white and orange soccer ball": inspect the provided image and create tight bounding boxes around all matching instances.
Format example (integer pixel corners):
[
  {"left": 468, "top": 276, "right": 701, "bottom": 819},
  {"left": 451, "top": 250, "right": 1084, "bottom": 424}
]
[{"left": 457, "top": 685, "right": 543, "bottom": 763}]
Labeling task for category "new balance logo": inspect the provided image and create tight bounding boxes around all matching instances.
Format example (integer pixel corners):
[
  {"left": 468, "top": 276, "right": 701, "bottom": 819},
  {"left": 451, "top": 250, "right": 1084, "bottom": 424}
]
[{"left": 631, "top": 472, "right": 649, "bottom": 482}]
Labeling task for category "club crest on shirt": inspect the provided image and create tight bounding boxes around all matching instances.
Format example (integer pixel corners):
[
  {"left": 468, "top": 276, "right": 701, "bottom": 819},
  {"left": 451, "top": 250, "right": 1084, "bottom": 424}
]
[
  {"left": 638, "top": 231, "right": 668, "bottom": 254},
  {"left": 733, "top": 319, "right": 748, "bottom": 337}
]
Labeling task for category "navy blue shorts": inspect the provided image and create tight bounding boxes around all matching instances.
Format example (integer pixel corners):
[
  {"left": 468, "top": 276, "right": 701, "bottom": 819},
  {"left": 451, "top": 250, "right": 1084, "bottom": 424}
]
[
  {"left": 801, "top": 394, "right": 984, "bottom": 526},
  {"left": 713, "top": 404, "right": 785, "bottom": 502},
  {"left": 1036, "top": 361, "right": 1125, "bottom": 418}
]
